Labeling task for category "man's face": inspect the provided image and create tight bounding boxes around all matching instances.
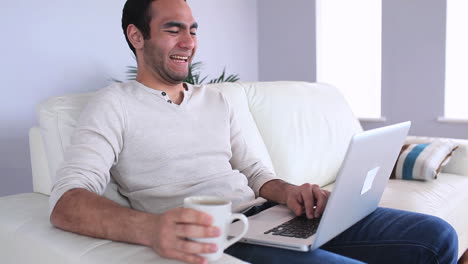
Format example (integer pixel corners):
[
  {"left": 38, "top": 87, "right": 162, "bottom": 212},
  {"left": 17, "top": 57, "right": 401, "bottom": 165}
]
[{"left": 143, "top": 0, "right": 197, "bottom": 84}]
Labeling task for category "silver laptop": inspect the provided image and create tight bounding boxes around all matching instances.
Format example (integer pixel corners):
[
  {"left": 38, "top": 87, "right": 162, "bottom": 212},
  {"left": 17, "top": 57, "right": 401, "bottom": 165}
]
[{"left": 229, "top": 121, "right": 411, "bottom": 251}]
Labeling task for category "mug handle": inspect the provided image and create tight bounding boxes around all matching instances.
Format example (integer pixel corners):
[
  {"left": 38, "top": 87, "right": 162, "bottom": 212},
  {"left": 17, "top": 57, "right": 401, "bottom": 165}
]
[{"left": 224, "top": 214, "right": 249, "bottom": 249}]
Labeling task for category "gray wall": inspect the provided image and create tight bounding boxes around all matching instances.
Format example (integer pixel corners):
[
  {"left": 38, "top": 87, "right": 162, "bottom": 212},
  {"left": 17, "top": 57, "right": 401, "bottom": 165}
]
[
  {"left": 258, "top": 0, "right": 468, "bottom": 139},
  {"left": 0, "top": 0, "right": 259, "bottom": 196},
  {"left": 258, "top": 0, "right": 316, "bottom": 82},
  {"left": 362, "top": 0, "right": 468, "bottom": 139},
  {"left": 0, "top": 0, "right": 132, "bottom": 197},
  {"left": 190, "top": 0, "right": 259, "bottom": 82},
  {"left": 2, "top": 0, "right": 467, "bottom": 196}
]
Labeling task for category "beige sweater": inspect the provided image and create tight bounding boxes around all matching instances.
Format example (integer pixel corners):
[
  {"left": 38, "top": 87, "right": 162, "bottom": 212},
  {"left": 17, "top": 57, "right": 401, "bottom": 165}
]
[{"left": 50, "top": 81, "right": 277, "bottom": 214}]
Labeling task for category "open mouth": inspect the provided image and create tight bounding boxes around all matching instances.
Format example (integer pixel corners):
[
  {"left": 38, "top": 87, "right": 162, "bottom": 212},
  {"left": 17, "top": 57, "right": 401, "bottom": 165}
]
[{"left": 170, "top": 55, "right": 189, "bottom": 63}]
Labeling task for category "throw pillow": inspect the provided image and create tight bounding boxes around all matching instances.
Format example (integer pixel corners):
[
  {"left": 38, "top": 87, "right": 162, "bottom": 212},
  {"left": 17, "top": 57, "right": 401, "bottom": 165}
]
[{"left": 390, "top": 140, "right": 458, "bottom": 181}]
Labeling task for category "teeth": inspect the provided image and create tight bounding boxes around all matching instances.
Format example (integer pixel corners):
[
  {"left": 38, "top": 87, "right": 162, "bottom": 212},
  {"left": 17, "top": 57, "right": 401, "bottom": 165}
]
[{"left": 171, "top": 55, "right": 189, "bottom": 60}]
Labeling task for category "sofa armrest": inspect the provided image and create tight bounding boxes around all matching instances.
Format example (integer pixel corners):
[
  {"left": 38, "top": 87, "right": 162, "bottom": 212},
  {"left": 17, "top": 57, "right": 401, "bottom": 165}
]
[
  {"left": 0, "top": 193, "right": 248, "bottom": 264},
  {"left": 406, "top": 136, "right": 468, "bottom": 176}
]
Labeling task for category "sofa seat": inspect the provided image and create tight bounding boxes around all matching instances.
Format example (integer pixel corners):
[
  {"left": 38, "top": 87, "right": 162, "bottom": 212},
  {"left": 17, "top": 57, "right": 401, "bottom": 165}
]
[
  {"left": 321, "top": 172, "right": 468, "bottom": 259},
  {"left": 0, "top": 193, "right": 246, "bottom": 264},
  {"left": 380, "top": 173, "right": 468, "bottom": 258}
]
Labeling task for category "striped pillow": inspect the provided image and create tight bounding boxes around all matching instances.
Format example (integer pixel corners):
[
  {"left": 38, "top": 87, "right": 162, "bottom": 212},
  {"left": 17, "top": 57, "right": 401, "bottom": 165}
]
[{"left": 391, "top": 140, "right": 458, "bottom": 181}]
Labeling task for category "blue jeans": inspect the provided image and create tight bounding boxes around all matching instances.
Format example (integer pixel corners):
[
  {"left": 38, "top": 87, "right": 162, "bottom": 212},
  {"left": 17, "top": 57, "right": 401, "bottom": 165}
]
[{"left": 226, "top": 206, "right": 458, "bottom": 264}]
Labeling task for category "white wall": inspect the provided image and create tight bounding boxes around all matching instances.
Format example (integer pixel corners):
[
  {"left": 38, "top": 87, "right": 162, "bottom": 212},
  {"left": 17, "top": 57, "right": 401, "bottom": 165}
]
[{"left": 0, "top": 0, "right": 259, "bottom": 196}]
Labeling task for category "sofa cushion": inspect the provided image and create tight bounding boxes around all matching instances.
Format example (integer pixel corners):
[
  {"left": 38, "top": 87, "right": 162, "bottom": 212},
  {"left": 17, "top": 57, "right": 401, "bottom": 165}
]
[
  {"left": 38, "top": 92, "right": 95, "bottom": 195},
  {"left": 239, "top": 82, "right": 362, "bottom": 187},
  {"left": 406, "top": 136, "right": 468, "bottom": 177},
  {"left": 29, "top": 126, "right": 52, "bottom": 195},
  {"left": 208, "top": 82, "right": 275, "bottom": 173},
  {"left": 380, "top": 173, "right": 468, "bottom": 258},
  {"left": 390, "top": 140, "right": 458, "bottom": 181},
  {"left": 37, "top": 93, "right": 132, "bottom": 206}
]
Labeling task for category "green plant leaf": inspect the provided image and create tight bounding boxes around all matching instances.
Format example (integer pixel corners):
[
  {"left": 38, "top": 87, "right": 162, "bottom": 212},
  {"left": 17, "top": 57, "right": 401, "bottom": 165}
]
[
  {"left": 184, "top": 61, "right": 207, "bottom": 85},
  {"left": 208, "top": 67, "right": 239, "bottom": 84},
  {"left": 114, "top": 59, "right": 240, "bottom": 85}
]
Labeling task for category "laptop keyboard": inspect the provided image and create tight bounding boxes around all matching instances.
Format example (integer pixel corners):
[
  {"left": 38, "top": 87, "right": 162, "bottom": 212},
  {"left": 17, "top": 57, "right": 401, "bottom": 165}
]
[{"left": 264, "top": 215, "right": 321, "bottom": 239}]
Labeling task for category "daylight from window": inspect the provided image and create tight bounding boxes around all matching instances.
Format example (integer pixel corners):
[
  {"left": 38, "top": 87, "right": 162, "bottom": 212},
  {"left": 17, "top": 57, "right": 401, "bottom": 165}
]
[
  {"left": 316, "top": 0, "right": 382, "bottom": 119},
  {"left": 445, "top": 0, "right": 468, "bottom": 119}
]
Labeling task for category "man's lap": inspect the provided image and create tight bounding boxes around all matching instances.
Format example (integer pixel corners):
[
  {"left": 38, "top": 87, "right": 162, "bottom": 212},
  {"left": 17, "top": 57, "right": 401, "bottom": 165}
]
[{"left": 226, "top": 207, "right": 458, "bottom": 264}]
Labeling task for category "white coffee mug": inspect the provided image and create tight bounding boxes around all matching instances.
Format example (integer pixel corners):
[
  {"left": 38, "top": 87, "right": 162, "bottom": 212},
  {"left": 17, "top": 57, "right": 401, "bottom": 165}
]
[{"left": 183, "top": 196, "right": 249, "bottom": 261}]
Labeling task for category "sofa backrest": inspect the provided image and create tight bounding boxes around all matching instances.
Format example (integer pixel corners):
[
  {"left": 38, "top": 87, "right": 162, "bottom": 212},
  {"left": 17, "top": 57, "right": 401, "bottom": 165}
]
[
  {"left": 32, "top": 93, "right": 94, "bottom": 195},
  {"left": 221, "top": 82, "right": 362, "bottom": 186},
  {"left": 31, "top": 81, "right": 362, "bottom": 196}
]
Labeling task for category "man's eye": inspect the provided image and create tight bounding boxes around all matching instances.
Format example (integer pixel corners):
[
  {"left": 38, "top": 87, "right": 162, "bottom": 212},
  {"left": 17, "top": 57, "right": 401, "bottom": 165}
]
[
  {"left": 165, "top": 30, "right": 178, "bottom": 34},
  {"left": 190, "top": 32, "right": 197, "bottom": 36}
]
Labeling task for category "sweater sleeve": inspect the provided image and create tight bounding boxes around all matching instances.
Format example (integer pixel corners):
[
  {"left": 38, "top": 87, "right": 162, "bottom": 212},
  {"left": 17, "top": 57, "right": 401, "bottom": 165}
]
[
  {"left": 226, "top": 100, "right": 278, "bottom": 197},
  {"left": 49, "top": 88, "right": 126, "bottom": 215}
]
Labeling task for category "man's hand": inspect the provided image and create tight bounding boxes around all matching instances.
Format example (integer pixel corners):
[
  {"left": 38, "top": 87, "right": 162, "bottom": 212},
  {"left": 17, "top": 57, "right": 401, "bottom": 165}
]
[
  {"left": 259, "top": 180, "right": 331, "bottom": 219},
  {"left": 150, "top": 208, "right": 221, "bottom": 264},
  {"left": 285, "top": 183, "right": 331, "bottom": 219}
]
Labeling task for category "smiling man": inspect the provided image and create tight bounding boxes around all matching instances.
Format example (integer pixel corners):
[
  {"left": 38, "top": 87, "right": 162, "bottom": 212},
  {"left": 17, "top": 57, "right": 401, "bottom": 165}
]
[
  {"left": 126, "top": 0, "right": 198, "bottom": 101},
  {"left": 48, "top": 1, "right": 459, "bottom": 264}
]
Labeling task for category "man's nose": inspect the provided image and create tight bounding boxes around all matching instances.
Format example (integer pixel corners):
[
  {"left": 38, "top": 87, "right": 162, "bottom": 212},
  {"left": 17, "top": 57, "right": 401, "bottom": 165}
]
[{"left": 178, "top": 31, "right": 196, "bottom": 50}]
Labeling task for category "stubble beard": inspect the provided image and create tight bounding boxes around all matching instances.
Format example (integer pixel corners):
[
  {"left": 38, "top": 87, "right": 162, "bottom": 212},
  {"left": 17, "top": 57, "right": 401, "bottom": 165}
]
[{"left": 143, "top": 43, "right": 189, "bottom": 84}]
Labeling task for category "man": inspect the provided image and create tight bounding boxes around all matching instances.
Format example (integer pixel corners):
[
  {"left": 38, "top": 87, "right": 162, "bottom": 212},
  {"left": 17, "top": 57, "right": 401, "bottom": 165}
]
[{"left": 50, "top": 0, "right": 458, "bottom": 264}]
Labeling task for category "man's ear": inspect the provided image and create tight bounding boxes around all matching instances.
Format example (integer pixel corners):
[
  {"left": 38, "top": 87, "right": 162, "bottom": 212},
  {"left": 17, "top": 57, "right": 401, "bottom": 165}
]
[{"left": 127, "top": 24, "right": 144, "bottom": 50}]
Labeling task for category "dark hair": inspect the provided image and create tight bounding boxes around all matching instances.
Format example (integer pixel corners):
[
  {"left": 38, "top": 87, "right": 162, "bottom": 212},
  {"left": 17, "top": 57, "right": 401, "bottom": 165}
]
[
  {"left": 121, "top": 0, "right": 187, "bottom": 56},
  {"left": 122, "top": 0, "right": 155, "bottom": 56}
]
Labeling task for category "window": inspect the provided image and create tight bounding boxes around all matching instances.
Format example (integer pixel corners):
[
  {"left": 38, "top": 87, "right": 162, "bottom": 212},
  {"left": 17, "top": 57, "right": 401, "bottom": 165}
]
[
  {"left": 316, "top": 0, "right": 382, "bottom": 119},
  {"left": 444, "top": 0, "right": 468, "bottom": 120}
]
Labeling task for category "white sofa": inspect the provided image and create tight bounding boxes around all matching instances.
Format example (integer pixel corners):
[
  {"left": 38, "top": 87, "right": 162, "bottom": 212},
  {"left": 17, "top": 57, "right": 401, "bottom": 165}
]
[{"left": 1, "top": 81, "right": 467, "bottom": 263}]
